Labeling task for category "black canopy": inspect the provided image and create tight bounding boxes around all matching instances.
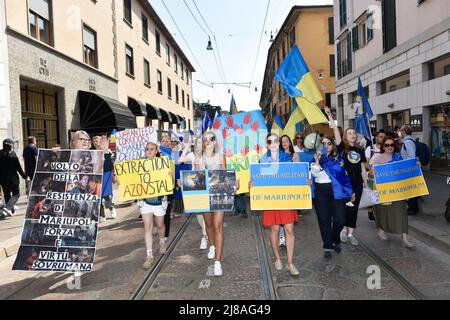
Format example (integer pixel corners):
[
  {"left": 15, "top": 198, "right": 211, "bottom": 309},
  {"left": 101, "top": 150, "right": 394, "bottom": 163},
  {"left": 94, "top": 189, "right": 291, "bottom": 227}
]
[{"left": 78, "top": 91, "right": 137, "bottom": 134}]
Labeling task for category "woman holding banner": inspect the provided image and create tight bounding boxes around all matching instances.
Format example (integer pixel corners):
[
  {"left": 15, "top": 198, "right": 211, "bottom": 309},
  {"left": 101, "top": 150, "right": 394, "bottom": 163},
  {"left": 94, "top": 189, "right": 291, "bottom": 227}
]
[
  {"left": 177, "top": 136, "right": 209, "bottom": 251},
  {"left": 140, "top": 142, "right": 168, "bottom": 269},
  {"left": 193, "top": 131, "right": 227, "bottom": 277},
  {"left": 310, "top": 134, "right": 353, "bottom": 260},
  {"left": 278, "top": 135, "right": 300, "bottom": 247},
  {"left": 369, "top": 137, "right": 415, "bottom": 249},
  {"left": 250, "top": 133, "right": 300, "bottom": 276}
]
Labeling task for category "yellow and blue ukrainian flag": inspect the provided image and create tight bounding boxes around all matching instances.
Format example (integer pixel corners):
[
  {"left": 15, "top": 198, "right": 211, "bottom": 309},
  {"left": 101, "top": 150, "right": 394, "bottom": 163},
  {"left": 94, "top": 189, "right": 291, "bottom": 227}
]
[
  {"left": 275, "top": 45, "right": 328, "bottom": 126},
  {"left": 229, "top": 95, "right": 239, "bottom": 114}
]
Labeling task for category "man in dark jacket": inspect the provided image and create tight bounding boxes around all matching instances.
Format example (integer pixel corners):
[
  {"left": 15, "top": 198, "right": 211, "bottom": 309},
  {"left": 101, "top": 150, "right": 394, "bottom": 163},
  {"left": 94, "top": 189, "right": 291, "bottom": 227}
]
[{"left": 0, "top": 139, "right": 29, "bottom": 217}]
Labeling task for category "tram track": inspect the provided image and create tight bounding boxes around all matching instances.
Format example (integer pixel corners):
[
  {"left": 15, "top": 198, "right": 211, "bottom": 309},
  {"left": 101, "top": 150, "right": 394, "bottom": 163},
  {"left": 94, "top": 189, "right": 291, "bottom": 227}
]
[
  {"left": 357, "top": 237, "right": 428, "bottom": 300},
  {"left": 130, "top": 214, "right": 194, "bottom": 300}
]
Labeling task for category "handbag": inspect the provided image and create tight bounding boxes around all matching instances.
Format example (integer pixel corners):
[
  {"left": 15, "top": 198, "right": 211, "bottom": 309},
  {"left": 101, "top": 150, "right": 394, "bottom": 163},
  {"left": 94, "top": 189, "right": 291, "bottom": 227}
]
[{"left": 359, "top": 188, "right": 380, "bottom": 209}]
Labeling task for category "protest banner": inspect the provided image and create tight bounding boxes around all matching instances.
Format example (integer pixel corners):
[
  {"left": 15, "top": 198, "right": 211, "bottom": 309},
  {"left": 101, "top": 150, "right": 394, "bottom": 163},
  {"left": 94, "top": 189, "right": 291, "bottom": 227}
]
[
  {"left": 373, "top": 158, "right": 429, "bottom": 203},
  {"left": 114, "top": 127, "right": 157, "bottom": 161},
  {"left": 114, "top": 156, "right": 174, "bottom": 201},
  {"left": 181, "top": 170, "right": 237, "bottom": 213},
  {"left": 211, "top": 110, "right": 268, "bottom": 194},
  {"left": 12, "top": 149, "right": 103, "bottom": 273},
  {"left": 250, "top": 162, "right": 312, "bottom": 210}
]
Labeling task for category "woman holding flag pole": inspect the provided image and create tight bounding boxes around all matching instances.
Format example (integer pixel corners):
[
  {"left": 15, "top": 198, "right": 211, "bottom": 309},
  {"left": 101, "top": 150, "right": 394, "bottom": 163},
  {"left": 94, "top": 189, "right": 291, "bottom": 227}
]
[{"left": 325, "top": 104, "right": 369, "bottom": 247}]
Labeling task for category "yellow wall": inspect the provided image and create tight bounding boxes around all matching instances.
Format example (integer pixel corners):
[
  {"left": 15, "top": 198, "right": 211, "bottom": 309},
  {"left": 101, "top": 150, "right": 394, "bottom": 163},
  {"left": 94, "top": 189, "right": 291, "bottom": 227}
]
[
  {"left": 270, "top": 7, "right": 335, "bottom": 119},
  {"left": 5, "top": 0, "right": 116, "bottom": 79},
  {"left": 115, "top": 0, "right": 194, "bottom": 129}
]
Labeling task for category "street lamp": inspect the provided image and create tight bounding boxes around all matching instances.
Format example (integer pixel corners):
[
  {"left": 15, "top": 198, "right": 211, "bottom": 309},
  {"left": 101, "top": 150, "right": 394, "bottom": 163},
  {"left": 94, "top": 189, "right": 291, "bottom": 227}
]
[{"left": 207, "top": 37, "right": 213, "bottom": 50}]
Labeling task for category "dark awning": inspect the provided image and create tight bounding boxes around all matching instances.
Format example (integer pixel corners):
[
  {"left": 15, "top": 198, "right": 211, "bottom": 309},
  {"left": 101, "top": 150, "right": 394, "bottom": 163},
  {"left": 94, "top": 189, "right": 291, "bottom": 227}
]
[
  {"left": 146, "top": 104, "right": 162, "bottom": 120},
  {"left": 78, "top": 91, "right": 137, "bottom": 134},
  {"left": 178, "top": 116, "right": 187, "bottom": 128},
  {"left": 159, "top": 108, "right": 172, "bottom": 123},
  {"left": 169, "top": 112, "right": 179, "bottom": 124},
  {"left": 128, "top": 97, "right": 147, "bottom": 117}
]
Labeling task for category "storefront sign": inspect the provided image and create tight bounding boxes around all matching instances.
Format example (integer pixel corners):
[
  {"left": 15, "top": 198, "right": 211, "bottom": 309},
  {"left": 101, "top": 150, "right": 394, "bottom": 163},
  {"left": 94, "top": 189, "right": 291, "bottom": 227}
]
[{"left": 410, "top": 115, "right": 423, "bottom": 132}]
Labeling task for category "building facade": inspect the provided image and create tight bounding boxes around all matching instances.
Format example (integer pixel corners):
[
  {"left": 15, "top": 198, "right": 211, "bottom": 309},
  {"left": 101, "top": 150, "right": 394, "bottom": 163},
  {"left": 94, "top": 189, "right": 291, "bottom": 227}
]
[
  {"left": 260, "top": 5, "right": 336, "bottom": 125},
  {"left": 334, "top": 0, "right": 450, "bottom": 170},
  {"left": 0, "top": 0, "right": 12, "bottom": 143},
  {"left": 116, "top": 0, "right": 194, "bottom": 132},
  {"left": 3, "top": 0, "right": 195, "bottom": 150}
]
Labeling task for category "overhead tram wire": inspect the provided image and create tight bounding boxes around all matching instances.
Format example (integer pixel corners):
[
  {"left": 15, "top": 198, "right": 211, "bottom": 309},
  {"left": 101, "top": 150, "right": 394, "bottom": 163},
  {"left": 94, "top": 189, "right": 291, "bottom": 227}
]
[
  {"left": 182, "top": 0, "right": 229, "bottom": 92},
  {"left": 249, "top": 0, "right": 271, "bottom": 102},
  {"left": 160, "top": 0, "right": 220, "bottom": 99},
  {"left": 191, "top": 0, "right": 230, "bottom": 92}
]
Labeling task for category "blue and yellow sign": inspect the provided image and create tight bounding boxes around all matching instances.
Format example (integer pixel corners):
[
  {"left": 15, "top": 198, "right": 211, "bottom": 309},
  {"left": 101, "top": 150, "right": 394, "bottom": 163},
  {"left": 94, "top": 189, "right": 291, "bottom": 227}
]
[
  {"left": 250, "top": 163, "right": 312, "bottom": 210},
  {"left": 374, "top": 159, "right": 429, "bottom": 203}
]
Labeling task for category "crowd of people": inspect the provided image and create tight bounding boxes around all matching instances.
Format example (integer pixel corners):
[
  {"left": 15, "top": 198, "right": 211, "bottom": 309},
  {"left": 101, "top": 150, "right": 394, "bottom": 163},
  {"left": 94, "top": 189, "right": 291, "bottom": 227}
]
[{"left": 0, "top": 112, "right": 424, "bottom": 278}]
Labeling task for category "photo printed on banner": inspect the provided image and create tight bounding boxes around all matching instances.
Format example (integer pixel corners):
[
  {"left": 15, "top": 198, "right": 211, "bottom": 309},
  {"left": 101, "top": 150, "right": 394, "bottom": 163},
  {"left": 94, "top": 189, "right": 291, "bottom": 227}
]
[
  {"left": 208, "top": 170, "right": 237, "bottom": 212},
  {"left": 13, "top": 149, "right": 103, "bottom": 273}
]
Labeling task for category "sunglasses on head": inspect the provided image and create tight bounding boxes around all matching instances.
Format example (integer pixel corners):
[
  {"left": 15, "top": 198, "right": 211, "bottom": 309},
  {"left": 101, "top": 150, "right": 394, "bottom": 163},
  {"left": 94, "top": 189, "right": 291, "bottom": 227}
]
[
  {"left": 203, "top": 136, "right": 216, "bottom": 142},
  {"left": 267, "top": 139, "right": 279, "bottom": 145},
  {"left": 322, "top": 141, "right": 332, "bottom": 146},
  {"left": 384, "top": 143, "right": 395, "bottom": 148}
]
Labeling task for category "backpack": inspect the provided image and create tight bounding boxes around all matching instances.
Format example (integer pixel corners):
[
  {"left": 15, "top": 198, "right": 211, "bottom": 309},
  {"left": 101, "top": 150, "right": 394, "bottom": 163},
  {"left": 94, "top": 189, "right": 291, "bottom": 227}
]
[{"left": 403, "top": 138, "right": 431, "bottom": 166}]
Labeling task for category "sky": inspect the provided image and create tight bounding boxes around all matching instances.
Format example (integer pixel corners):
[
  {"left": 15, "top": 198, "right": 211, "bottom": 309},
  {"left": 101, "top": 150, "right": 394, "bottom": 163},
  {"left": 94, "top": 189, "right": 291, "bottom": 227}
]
[{"left": 149, "top": 0, "right": 333, "bottom": 112}]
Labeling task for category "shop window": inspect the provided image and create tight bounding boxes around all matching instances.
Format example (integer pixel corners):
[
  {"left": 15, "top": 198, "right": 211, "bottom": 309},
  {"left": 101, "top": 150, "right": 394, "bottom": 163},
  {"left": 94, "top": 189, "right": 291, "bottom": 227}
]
[
  {"left": 428, "top": 54, "right": 450, "bottom": 80},
  {"left": 379, "top": 71, "right": 410, "bottom": 94}
]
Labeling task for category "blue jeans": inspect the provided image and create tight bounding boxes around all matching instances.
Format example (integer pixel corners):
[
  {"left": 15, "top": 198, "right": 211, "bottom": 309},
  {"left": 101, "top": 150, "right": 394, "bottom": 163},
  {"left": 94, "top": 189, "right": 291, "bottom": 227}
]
[{"left": 314, "top": 183, "right": 347, "bottom": 250}]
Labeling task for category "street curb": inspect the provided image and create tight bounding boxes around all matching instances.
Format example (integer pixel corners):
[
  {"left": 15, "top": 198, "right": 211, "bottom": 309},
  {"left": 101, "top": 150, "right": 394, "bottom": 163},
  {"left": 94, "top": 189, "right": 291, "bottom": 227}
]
[{"left": 408, "top": 220, "right": 450, "bottom": 256}]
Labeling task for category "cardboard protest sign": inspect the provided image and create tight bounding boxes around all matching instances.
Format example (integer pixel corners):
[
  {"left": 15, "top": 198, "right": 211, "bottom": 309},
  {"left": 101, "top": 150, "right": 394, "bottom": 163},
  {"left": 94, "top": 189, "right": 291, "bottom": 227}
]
[
  {"left": 250, "top": 162, "right": 312, "bottom": 210},
  {"left": 114, "top": 156, "right": 173, "bottom": 201},
  {"left": 114, "top": 127, "right": 157, "bottom": 161},
  {"left": 181, "top": 170, "right": 237, "bottom": 213},
  {"left": 211, "top": 111, "right": 268, "bottom": 194},
  {"left": 373, "top": 158, "right": 429, "bottom": 203},
  {"left": 13, "top": 149, "right": 103, "bottom": 273}
]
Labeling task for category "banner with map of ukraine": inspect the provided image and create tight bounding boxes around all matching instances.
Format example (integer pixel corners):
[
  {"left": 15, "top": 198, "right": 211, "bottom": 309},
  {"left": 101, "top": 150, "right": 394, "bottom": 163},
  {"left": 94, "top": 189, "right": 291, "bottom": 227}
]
[
  {"left": 373, "top": 158, "right": 429, "bottom": 203},
  {"left": 211, "top": 110, "right": 268, "bottom": 194},
  {"left": 250, "top": 162, "right": 312, "bottom": 210}
]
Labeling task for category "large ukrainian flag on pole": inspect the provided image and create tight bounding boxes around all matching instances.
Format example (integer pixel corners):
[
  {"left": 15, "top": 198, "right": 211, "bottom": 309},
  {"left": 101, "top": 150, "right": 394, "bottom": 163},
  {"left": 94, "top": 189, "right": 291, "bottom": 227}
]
[
  {"left": 275, "top": 45, "right": 328, "bottom": 128},
  {"left": 271, "top": 113, "right": 285, "bottom": 136}
]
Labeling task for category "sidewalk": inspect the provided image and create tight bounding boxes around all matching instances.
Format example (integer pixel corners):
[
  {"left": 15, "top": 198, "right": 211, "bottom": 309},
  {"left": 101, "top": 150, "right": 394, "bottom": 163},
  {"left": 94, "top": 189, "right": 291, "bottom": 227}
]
[{"left": 407, "top": 171, "right": 450, "bottom": 254}]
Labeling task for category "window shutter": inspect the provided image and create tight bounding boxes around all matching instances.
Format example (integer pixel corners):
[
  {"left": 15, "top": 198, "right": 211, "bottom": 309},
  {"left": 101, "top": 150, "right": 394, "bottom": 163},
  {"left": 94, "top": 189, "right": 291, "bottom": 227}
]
[
  {"left": 29, "top": 0, "right": 50, "bottom": 19},
  {"left": 346, "top": 32, "right": 352, "bottom": 73},
  {"left": 352, "top": 26, "right": 359, "bottom": 51},
  {"left": 337, "top": 42, "right": 342, "bottom": 78},
  {"left": 83, "top": 27, "right": 96, "bottom": 50},
  {"left": 328, "top": 17, "right": 334, "bottom": 44}
]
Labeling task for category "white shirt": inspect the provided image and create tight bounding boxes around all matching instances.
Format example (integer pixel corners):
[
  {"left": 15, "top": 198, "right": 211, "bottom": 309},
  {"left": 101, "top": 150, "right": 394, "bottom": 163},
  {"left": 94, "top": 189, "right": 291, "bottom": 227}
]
[
  {"left": 365, "top": 144, "right": 381, "bottom": 161},
  {"left": 310, "top": 163, "right": 332, "bottom": 184},
  {"left": 294, "top": 146, "right": 305, "bottom": 153}
]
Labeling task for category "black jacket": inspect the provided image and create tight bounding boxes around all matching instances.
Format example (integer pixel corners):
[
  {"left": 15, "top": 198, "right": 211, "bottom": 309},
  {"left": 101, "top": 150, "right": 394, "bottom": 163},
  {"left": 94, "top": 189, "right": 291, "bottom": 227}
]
[{"left": 0, "top": 149, "right": 27, "bottom": 185}]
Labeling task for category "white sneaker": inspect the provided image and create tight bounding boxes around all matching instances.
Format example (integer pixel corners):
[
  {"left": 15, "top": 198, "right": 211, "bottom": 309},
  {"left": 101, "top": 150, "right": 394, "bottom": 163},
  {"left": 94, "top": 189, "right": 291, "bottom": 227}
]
[
  {"left": 340, "top": 229, "right": 348, "bottom": 243},
  {"left": 214, "top": 261, "right": 223, "bottom": 277},
  {"left": 348, "top": 235, "right": 359, "bottom": 246},
  {"left": 207, "top": 246, "right": 216, "bottom": 260},
  {"left": 279, "top": 236, "right": 286, "bottom": 247},
  {"left": 200, "top": 237, "right": 208, "bottom": 250},
  {"left": 345, "top": 202, "right": 355, "bottom": 207},
  {"left": 110, "top": 207, "right": 117, "bottom": 219},
  {"left": 100, "top": 217, "right": 107, "bottom": 223},
  {"left": 14, "top": 206, "right": 19, "bottom": 211},
  {"left": 2, "top": 208, "right": 14, "bottom": 217}
]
